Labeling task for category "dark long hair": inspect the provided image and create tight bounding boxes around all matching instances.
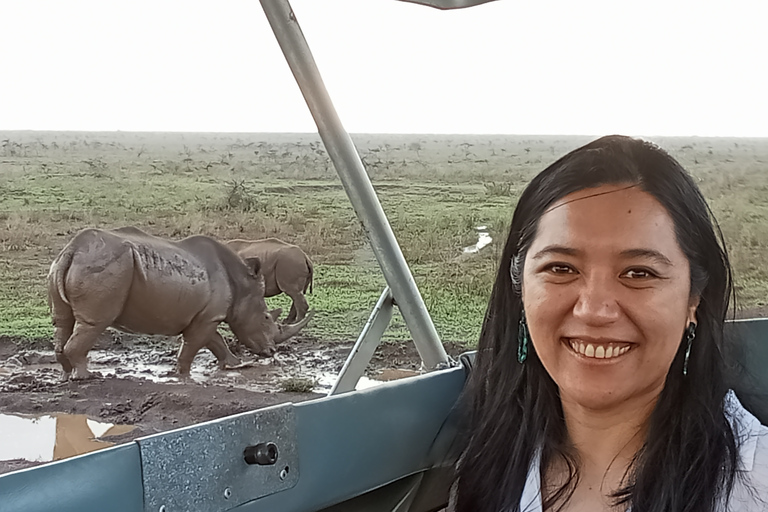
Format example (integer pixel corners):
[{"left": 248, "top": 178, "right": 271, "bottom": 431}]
[{"left": 455, "top": 135, "right": 738, "bottom": 512}]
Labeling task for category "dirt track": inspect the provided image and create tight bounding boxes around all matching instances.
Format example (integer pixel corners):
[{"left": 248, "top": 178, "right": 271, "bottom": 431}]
[{"left": 0, "top": 332, "right": 462, "bottom": 475}]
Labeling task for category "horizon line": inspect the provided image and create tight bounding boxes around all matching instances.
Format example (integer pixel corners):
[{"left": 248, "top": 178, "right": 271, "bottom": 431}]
[{"left": 2, "top": 129, "right": 767, "bottom": 140}]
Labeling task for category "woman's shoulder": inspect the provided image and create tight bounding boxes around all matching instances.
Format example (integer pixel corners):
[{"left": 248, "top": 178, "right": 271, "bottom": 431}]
[{"left": 725, "top": 390, "right": 768, "bottom": 510}]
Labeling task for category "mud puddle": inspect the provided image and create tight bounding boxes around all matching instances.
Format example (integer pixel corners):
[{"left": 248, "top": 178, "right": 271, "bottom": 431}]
[
  {"left": 0, "top": 412, "right": 134, "bottom": 463},
  {"left": 0, "top": 339, "right": 408, "bottom": 395},
  {"left": 0, "top": 332, "right": 456, "bottom": 475}
]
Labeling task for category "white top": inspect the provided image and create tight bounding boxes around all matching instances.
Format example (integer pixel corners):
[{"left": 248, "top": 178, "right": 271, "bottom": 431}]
[{"left": 519, "top": 391, "right": 768, "bottom": 512}]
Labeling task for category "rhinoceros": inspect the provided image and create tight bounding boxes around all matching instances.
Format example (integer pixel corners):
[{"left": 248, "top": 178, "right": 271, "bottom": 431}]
[
  {"left": 225, "top": 238, "right": 314, "bottom": 323},
  {"left": 48, "top": 227, "right": 313, "bottom": 380}
]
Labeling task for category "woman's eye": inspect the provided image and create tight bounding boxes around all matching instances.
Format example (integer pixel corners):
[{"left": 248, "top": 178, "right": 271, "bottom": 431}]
[
  {"left": 548, "top": 264, "right": 574, "bottom": 274},
  {"left": 623, "top": 268, "right": 654, "bottom": 279}
]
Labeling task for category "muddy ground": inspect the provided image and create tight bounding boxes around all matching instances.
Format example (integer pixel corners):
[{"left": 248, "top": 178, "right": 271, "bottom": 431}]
[{"left": 0, "top": 331, "right": 464, "bottom": 476}]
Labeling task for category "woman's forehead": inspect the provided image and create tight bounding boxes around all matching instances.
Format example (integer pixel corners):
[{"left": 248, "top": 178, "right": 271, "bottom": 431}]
[
  {"left": 529, "top": 184, "right": 685, "bottom": 259},
  {"left": 544, "top": 183, "right": 639, "bottom": 215}
]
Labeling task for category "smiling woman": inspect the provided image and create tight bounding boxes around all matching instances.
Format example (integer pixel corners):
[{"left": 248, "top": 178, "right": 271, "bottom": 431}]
[
  {"left": 453, "top": 135, "right": 768, "bottom": 512},
  {"left": 523, "top": 184, "right": 699, "bottom": 414}
]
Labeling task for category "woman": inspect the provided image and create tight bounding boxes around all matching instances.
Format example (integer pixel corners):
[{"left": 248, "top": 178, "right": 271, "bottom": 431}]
[{"left": 453, "top": 135, "right": 768, "bottom": 511}]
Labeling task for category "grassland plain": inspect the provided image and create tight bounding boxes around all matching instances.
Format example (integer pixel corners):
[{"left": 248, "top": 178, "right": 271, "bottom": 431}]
[{"left": 1, "top": 131, "right": 767, "bottom": 349}]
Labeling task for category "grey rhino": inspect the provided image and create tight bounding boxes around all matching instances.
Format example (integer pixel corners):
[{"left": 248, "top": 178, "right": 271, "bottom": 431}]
[
  {"left": 225, "top": 238, "right": 314, "bottom": 323},
  {"left": 48, "top": 227, "right": 313, "bottom": 380}
]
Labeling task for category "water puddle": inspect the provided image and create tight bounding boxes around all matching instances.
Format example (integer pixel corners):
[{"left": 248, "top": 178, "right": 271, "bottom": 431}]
[
  {"left": 1, "top": 348, "right": 217, "bottom": 390},
  {"left": 313, "top": 368, "right": 423, "bottom": 393},
  {"left": 313, "top": 373, "right": 383, "bottom": 393},
  {"left": 0, "top": 339, "right": 424, "bottom": 396},
  {"left": 463, "top": 225, "right": 492, "bottom": 254},
  {"left": 0, "top": 412, "right": 135, "bottom": 463}
]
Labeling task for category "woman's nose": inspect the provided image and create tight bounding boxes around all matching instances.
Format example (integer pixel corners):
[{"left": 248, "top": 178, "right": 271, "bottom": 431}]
[{"left": 572, "top": 275, "right": 621, "bottom": 325}]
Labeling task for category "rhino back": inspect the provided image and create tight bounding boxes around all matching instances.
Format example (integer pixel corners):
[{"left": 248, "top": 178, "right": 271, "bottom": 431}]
[
  {"left": 116, "top": 236, "right": 220, "bottom": 335},
  {"left": 176, "top": 235, "right": 263, "bottom": 317},
  {"left": 225, "top": 239, "right": 296, "bottom": 296},
  {"left": 56, "top": 228, "right": 225, "bottom": 336}
]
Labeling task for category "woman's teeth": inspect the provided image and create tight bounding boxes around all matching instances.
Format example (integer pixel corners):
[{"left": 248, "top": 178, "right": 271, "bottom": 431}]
[{"left": 568, "top": 340, "right": 631, "bottom": 359}]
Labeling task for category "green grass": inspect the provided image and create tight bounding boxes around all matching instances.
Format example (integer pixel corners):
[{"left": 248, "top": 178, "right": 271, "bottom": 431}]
[
  {"left": 279, "top": 377, "right": 317, "bottom": 393},
  {"left": 1, "top": 132, "right": 767, "bottom": 346}
]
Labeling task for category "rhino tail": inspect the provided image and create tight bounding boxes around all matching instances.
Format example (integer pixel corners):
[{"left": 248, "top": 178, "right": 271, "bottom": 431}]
[
  {"left": 49, "top": 247, "right": 75, "bottom": 307},
  {"left": 304, "top": 255, "right": 314, "bottom": 295}
]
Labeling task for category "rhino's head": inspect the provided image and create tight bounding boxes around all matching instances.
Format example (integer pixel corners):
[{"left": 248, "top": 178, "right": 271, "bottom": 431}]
[{"left": 229, "top": 257, "right": 314, "bottom": 356}]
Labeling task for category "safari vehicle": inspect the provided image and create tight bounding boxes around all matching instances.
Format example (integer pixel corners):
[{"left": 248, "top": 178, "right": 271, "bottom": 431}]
[{"left": 2, "top": 0, "right": 767, "bottom": 511}]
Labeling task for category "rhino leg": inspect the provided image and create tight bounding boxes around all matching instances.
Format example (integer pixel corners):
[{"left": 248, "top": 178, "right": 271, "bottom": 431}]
[
  {"left": 51, "top": 312, "right": 75, "bottom": 380},
  {"left": 285, "top": 304, "right": 297, "bottom": 324},
  {"left": 53, "top": 322, "right": 75, "bottom": 381},
  {"left": 49, "top": 274, "right": 76, "bottom": 379},
  {"left": 284, "top": 291, "right": 308, "bottom": 324},
  {"left": 206, "top": 331, "right": 241, "bottom": 370},
  {"left": 176, "top": 338, "right": 202, "bottom": 376},
  {"left": 178, "top": 323, "right": 225, "bottom": 376},
  {"left": 65, "top": 321, "right": 109, "bottom": 380}
]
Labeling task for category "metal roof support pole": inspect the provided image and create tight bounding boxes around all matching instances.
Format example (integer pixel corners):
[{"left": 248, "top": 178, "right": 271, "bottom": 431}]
[
  {"left": 329, "top": 287, "right": 394, "bottom": 396},
  {"left": 260, "top": 0, "right": 450, "bottom": 370}
]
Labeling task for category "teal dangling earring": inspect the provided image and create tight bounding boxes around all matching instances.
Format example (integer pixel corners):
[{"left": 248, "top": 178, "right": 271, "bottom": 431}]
[
  {"left": 517, "top": 312, "right": 529, "bottom": 364},
  {"left": 683, "top": 322, "right": 696, "bottom": 376}
]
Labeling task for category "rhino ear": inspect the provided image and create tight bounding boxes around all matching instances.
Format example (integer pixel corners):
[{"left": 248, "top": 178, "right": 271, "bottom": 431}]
[{"left": 244, "top": 257, "right": 261, "bottom": 277}]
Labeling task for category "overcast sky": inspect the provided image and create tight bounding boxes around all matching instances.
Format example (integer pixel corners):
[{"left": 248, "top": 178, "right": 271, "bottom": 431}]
[{"left": 1, "top": 0, "right": 766, "bottom": 136}]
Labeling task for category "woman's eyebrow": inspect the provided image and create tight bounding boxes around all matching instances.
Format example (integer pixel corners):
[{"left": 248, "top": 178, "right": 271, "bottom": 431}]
[
  {"left": 621, "top": 248, "right": 673, "bottom": 266},
  {"left": 530, "top": 246, "right": 674, "bottom": 266},
  {"left": 530, "top": 245, "right": 579, "bottom": 260}
]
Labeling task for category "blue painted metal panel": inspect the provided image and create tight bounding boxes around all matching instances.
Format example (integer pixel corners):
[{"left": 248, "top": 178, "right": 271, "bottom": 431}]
[
  {"left": 232, "top": 366, "right": 466, "bottom": 511},
  {"left": 0, "top": 367, "right": 465, "bottom": 512},
  {"left": 0, "top": 443, "right": 143, "bottom": 512},
  {"left": 727, "top": 318, "right": 768, "bottom": 424}
]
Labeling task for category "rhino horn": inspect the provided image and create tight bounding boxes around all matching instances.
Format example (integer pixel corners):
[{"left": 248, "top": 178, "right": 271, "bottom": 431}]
[
  {"left": 274, "top": 310, "right": 315, "bottom": 344},
  {"left": 269, "top": 308, "right": 283, "bottom": 322}
]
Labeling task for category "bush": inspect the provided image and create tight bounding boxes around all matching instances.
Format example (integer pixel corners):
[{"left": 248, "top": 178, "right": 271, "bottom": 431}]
[{"left": 483, "top": 181, "right": 514, "bottom": 197}]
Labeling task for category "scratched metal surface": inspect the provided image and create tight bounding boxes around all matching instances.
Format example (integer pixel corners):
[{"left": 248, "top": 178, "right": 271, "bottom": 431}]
[{"left": 138, "top": 403, "right": 299, "bottom": 512}]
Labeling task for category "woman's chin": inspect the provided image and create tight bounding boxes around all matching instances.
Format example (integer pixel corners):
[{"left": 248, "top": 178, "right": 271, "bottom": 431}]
[{"left": 557, "top": 377, "right": 664, "bottom": 414}]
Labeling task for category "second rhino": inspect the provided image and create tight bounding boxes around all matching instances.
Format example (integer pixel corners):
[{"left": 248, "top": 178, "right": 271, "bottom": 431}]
[{"left": 226, "top": 238, "right": 314, "bottom": 323}]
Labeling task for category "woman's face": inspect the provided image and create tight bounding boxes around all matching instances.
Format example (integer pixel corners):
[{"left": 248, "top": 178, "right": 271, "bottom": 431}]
[{"left": 522, "top": 184, "right": 699, "bottom": 411}]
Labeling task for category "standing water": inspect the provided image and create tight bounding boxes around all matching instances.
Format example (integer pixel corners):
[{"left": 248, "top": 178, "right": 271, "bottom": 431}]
[
  {"left": 0, "top": 413, "right": 134, "bottom": 463},
  {"left": 463, "top": 226, "right": 492, "bottom": 254}
]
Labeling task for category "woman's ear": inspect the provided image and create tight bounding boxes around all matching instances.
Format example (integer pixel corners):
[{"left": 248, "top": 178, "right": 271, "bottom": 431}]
[{"left": 687, "top": 295, "right": 701, "bottom": 325}]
